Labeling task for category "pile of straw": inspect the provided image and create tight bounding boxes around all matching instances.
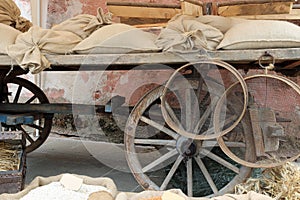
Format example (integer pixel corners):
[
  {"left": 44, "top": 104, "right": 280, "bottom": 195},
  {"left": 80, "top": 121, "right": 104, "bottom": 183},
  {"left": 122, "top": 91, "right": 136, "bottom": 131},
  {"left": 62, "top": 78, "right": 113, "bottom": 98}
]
[
  {"left": 235, "top": 162, "right": 300, "bottom": 199},
  {"left": 0, "top": 141, "right": 20, "bottom": 171}
]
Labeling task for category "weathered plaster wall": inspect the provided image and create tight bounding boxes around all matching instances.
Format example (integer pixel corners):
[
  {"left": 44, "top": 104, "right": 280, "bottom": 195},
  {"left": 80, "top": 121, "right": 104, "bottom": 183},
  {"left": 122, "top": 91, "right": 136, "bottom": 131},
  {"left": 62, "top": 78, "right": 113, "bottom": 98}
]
[{"left": 43, "top": 0, "right": 178, "bottom": 105}]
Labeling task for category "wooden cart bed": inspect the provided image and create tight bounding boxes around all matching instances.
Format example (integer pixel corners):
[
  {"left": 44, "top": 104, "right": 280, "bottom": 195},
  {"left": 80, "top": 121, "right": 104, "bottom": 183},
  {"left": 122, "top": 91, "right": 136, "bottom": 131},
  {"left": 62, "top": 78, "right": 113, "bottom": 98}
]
[{"left": 0, "top": 48, "right": 300, "bottom": 71}]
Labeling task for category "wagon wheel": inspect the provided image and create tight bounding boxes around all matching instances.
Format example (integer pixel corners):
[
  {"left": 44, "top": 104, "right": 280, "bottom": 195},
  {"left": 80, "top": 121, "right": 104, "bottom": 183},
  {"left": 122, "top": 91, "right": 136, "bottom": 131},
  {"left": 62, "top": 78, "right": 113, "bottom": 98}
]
[
  {"left": 2, "top": 77, "right": 53, "bottom": 153},
  {"left": 125, "top": 84, "right": 256, "bottom": 197},
  {"left": 161, "top": 60, "right": 248, "bottom": 141},
  {"left": 218, "top": 74, "right": 300, "bottom": 168}
]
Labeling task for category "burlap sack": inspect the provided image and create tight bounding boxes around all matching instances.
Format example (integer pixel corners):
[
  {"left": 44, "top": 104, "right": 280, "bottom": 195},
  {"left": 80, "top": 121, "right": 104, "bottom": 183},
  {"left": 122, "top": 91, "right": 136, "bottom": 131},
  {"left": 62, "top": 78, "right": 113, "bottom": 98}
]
[
  {"left": 0, "top": 23, "right": 21, "bottom": 54},
  {"left": 0, "top": 174, "right": 118, "bottom": 200},
  {"left": 72, "top": 23, "right": 161, "bottom": 54},
  {"left": 115, "top": 189, "right": 274, "bottom": 200},
  {"left": 7, "top": 26, "right": 82, "bottom": 74},
  {"left": 52, "top": 7, "right": 112, "bottom": 39},
  {"left": 196, "top": 15, "right": 248, "bottom": 34},
  {"left": 155, "top": 14, "right": 223, "bottom": 52},
  {"left": 217, "top": 20, "right": 300, "bottom": 50},
  {"left": 0, "top": 0, "right": 32, "bottom": 32}
]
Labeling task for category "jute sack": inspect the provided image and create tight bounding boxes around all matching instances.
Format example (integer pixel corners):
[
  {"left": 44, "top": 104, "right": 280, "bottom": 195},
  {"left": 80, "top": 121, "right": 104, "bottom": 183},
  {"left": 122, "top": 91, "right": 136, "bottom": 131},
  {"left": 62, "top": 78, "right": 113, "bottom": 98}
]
[
  {"left": 73, "top": 23, "right": 161, "bottom": 54},
  {"left": 52, "top": 7, "right": 112, "bottom": 39},
  {"left": 7, "top": 26, "right": 82, "bottom": 74},
  {"left": 0, "top": 0, "right": 32, "bottom": 32},
  {"left": 196, "top": 15, "right": 248, "bottom": 34},
  {"left": 0, "top": 174, "right": 118, "bottom": 200},
  {"left": 155, "top": 14, "right": 223, "bottom": 52},
  {"left": 115, "top": 189, "right": 274, "bottom": 200},
  {"left": 217, "top": 20, "right": 300, "bottom": 50},
  {"left": 0, "top": 23, "right": 21, "bottom": 54}
]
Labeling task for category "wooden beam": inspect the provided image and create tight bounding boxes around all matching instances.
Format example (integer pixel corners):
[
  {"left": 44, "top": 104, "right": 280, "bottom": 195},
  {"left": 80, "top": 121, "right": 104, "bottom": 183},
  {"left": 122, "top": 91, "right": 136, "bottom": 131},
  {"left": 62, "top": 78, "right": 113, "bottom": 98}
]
[
  {"left": 283, "top": 60, "right": 300, "bottom": 69},
  {"left": 218, "top": 2, "right": 293, "bottom": 16},
  {"left": 106, "top": 1, "right": 180, "bottom": 9},
  {"left": 217, "top": 0, "right": 293, "bottom": 6},
  {"left": 0, "top": 103, "right": 106, "bottom": 115},
  {"left": 107, "top": 5, "right": 181, "bottom": 19},
  {"left": 181, "top": 0, "right": 203, "bottom": 7},
  {"left": 181, "top": 1, "right": 203, "bottom": 16},
  {"left": 237, "top": 13, "right": 300, "bottom": 20}
]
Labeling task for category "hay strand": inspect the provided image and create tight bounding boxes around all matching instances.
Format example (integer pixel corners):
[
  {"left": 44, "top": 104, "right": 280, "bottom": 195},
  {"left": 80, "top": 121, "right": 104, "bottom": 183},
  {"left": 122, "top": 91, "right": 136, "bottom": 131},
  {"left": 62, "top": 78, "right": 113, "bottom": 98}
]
[
  {"left": 235, "top": 162, "right": 300, "bottom": 199},
  {"left": 0, "top": 141, "right": 20, "bottom": 171}
]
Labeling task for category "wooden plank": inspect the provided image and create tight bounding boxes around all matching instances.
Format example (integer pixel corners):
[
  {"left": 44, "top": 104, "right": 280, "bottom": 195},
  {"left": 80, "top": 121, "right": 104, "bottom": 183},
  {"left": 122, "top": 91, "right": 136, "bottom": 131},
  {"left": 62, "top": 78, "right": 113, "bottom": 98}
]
[
  {"left": 249, "top": 108, "right": 265, "bottom": 157},
  {"left": 107, "top": 5, "right": 181, "bottom": 19},
  {"left": 217, "top": 0, "right": 293, "bottom": 7},
  {"left": 237, "top": 13, "right": 300, "bottom": 20},
  {"left": 181, "top": 1, "right": 203, "bottom": 16},
  {"left": 0, "top": 103, "right": 106, "bottom": 115},
  {"left": 291, "top": 8, "right": 300, "bottom": 14},
  {"left": 133, "top": 23, "right": 166, "bottom": 28},
  {"left": 106, "top": 1, "right": 180, "bottom": 9},
  {"left": 1, "top": 48, "right": 300, "bottom": 70},
  {"left": 283, "top": 60, "right": 300, "bottom": 69},
  {"left": 181, "top": 0, "right": 203, "bottom": 7},
  {"left": 218, "top": 2, "right": 292, "bottom": 16},
  {"left": 260, "top": 108, "right": 283, "bottom": 152}
]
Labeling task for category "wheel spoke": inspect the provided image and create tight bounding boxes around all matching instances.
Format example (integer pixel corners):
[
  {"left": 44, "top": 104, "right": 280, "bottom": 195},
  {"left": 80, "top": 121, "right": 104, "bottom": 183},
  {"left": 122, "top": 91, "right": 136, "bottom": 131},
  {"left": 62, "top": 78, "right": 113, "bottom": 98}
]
[
  {"left": 140, "top": 116, "right": 179, "bottom": 139},
  {"left": 165, "top": 102, "right": 184, "bottom": 130},
  {"left": 194, "top": 97, "right": 218, "bottom": 133},
  {"left": 13, "top": 85, "right": 22, "bottom": 103},
  {"left": 201, "top": 115, "right": 237, "bottom": 136},
  {"left": 196, "top": 78, "right": 204, "bottom": 101},
  {"left": 142, "top": 148, "right": 178, "bottom": 173},
  {"left": 185, "top": 89, "right": 193, "bottom": 132},
  {"left": 134, "top": 139, "right": 176, "bottom": 147},
  {"left": 187, "top": 159, "right": 193, "bottom": 197},
  {"left": 19, "top": 126, "right": 35, "bottom": 144},
  {"left": 160, "top": 155, "right": 184, "bottom": 190},
  {"left": 194, "top": 156, "right": 219, "bottom": 194},
  {"left": 200, "top": 149, "right": 240, "bottom": 174},
  {"left": 26, "top": 123, "right": 44, "bottom": 131},
  {"left": 202, "top": 140, "right": 245, "bottom": 148},
  {"left": 25, "top": 95, "right": 37, "bottom": 104}
]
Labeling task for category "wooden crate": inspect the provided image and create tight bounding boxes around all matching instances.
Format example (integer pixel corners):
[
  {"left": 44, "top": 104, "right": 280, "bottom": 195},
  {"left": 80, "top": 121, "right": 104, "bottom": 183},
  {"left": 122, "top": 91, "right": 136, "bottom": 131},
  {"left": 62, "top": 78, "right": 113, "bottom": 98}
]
[
  {"left": 0, "top": 139, "right": 26, "bottom": 194},
  {"left": 107, "top": 1, "right": 181, "bottom": 25},
  {"left": 107, "top": 0, "right": 205, "bottom": 25}
]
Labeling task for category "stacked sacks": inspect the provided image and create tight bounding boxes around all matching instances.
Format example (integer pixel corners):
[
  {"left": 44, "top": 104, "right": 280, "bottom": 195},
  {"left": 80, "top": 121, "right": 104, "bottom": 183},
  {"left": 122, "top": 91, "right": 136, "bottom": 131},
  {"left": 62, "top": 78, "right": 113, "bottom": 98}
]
[
  {"left": 195, "top": 15, "right": 248, "bottom": 34},
  {"left": 52, "top": 7, "right": 112, "bottom": 39},
  {"left": 0, "top": 174, "right": 118, "bottom": 200},
  {"left": 155, "top": 14, "right": 224, "bottom": 52},
  {"left": 72, "top": 23, "right": 161, "bottom": 54},
  {"left": 0, "top": 23, "right": 21, "bottom": 54},
  {"left": 115, "top": 189, "right": 274, "bottom": 200},
  {"left": 216, "top": 20, "right": 300, "bottom": 50},
  {"left": 5, "top": 6, "right": 114, "bottom": 74},
  {"left": 7, "top": 26, "right": 82, "bottom": 74},
  {"left": 0, "top": 0, "right": 32, "bottom": 32}
]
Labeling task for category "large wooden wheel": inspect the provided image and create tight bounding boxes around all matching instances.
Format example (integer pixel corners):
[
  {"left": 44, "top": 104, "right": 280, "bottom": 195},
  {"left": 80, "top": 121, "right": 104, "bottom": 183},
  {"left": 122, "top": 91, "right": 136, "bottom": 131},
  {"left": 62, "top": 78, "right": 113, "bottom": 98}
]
[
  {"left": 218, "top": 74, "right": 300, "bottom": 168},
  {"left": 2, "top": 77, "right": 53, "bottom": 153},
  {"left": 125, "top": 84, "right": 256, "bottom": 197}
]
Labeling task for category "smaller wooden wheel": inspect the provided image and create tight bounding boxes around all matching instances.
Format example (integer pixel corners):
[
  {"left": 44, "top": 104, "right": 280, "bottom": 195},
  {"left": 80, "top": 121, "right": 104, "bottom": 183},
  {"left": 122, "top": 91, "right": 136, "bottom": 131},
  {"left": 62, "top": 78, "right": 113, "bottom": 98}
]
[
  {"left": 2, "top": 77, "right": 53, "bottom": 153},
  {"left": 218, "top": 74, "right": 300, "bottom": 168},
  {"left": 160, "top": 60, "right": 248, "bottom": 140},
  {"left": 125, "top": 85, "right": 255, "bottom": 197}
]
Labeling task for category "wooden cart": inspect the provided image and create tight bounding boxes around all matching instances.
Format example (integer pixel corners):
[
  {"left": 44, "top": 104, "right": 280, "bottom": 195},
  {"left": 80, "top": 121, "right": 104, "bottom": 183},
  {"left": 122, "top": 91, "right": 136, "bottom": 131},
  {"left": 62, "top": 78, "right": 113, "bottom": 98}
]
[{"left": 0, "top": 47, "right": 299, "bottom": 197}]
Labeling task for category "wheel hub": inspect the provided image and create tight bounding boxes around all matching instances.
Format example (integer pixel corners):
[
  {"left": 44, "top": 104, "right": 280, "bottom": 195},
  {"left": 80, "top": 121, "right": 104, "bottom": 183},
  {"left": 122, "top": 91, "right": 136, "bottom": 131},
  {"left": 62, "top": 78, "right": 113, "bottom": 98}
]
[{"left": 176, "top": 136, "right": 198, "bottom": 157}]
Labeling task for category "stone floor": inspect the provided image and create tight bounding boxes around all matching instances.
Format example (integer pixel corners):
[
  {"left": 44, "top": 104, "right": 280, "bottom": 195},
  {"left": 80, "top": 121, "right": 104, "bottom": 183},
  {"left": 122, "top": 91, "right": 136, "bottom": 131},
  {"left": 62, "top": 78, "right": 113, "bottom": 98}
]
[{"left": 26, "top": 136, "right": 143, "bottom": 193}]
